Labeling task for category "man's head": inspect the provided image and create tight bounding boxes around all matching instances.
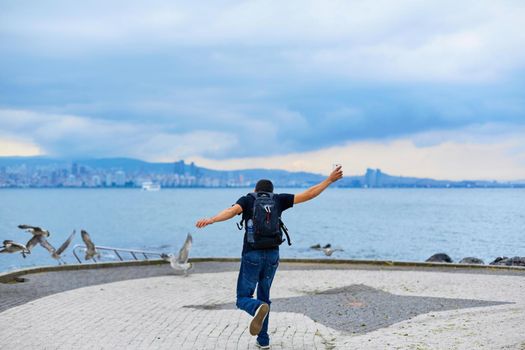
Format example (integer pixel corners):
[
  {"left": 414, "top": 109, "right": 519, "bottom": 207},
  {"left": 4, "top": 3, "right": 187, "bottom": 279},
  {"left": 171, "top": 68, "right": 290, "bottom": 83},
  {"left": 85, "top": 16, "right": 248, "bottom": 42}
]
[{"left": 255, "top": 179, "right": 274, "bottom": 193}]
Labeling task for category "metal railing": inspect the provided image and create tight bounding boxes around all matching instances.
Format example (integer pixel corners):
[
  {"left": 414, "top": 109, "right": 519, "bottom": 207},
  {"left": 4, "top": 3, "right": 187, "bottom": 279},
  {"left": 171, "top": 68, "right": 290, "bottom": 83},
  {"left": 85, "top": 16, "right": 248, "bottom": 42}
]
[{"left": 71, "top": 244, "right": 165, "bottom": 264}]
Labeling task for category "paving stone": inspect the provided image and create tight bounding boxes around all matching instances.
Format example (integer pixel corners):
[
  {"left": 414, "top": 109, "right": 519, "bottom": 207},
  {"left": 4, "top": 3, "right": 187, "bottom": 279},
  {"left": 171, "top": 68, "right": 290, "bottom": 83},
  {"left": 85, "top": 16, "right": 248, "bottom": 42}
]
[{"left": 1, "top": 263, "right": 525, "bottom": 349}]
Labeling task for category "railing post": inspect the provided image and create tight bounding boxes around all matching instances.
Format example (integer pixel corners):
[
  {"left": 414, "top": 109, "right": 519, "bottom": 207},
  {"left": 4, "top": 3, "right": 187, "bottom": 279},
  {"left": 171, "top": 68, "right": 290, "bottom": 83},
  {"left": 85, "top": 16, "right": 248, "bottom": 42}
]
[
  {"left": 72, "top": 248, "right": 82, "bottom": 264},
  {"left": 114, "top": 250, "right": 123, "bottom": 261}
]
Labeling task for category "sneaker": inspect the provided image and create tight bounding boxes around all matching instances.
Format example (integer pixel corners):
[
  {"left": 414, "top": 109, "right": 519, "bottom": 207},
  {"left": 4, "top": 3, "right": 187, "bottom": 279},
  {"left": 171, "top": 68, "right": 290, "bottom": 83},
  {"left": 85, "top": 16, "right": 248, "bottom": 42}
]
[
  {"left": 249, "top": 303, "right": 269, "bottom": 336},
  {"left": 255, "top": 340, "right": 270, "bottom": 349}
]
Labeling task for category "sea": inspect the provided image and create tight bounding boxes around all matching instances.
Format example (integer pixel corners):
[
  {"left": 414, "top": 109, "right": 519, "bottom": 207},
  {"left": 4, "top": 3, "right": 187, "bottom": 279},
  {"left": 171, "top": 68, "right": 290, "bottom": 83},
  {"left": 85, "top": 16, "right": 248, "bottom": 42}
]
[{"left": 1, "top": 188, "right": 524, "bottom": 272}]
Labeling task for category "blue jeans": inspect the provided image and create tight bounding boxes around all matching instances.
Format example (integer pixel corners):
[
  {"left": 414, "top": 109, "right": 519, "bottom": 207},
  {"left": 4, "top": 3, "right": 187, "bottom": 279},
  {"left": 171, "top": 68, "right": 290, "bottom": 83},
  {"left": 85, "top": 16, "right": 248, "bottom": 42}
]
[{"left": 236, "top": 249, "right": 279, "bottom": 346}]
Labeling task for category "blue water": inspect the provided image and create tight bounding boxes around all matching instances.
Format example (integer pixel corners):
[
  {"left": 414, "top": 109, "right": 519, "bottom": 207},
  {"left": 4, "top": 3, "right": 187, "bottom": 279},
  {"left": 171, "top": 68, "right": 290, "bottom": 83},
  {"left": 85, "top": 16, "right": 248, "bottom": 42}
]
[{"left": 1, "top": 188, "right": 524, "bottom": 272}]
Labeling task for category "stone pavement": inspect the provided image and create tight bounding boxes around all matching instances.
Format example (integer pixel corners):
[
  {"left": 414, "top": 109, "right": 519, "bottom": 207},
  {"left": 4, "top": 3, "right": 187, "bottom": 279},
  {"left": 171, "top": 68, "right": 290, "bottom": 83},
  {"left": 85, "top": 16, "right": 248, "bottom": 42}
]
[{"left": 1, "top": 262, "right": 525, "bottom": 349}]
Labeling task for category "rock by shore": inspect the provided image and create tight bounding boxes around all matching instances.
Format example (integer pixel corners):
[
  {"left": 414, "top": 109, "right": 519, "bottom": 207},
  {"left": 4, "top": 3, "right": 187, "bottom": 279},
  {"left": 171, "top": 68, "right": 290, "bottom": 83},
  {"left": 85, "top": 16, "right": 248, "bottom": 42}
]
[
  {"left": 459, "top": 257, "right": 484, "bottom": 265},
  {"left": 490, "top": 256, "right": 525, "bottom": 267},
  {"left": 425, "top": 254, "right": 525, "bottom": 267},
  {"left": 426, "top": 253, "right": 453, "bottom": 263}
]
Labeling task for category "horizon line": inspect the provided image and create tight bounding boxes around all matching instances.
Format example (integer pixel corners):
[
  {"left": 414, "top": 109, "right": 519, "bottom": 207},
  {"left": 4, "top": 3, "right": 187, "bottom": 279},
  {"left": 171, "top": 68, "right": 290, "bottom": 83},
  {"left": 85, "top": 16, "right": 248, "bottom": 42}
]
[{"left": 0, "top": 155, "right": 523, "bottom": 184}]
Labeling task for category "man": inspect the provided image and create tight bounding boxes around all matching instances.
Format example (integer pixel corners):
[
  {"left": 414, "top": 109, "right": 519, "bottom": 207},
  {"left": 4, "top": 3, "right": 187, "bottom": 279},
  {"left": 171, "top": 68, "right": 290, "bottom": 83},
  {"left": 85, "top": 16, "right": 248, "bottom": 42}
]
[{"left": 195, "top": 165, "right": 343, "bottom": 349}]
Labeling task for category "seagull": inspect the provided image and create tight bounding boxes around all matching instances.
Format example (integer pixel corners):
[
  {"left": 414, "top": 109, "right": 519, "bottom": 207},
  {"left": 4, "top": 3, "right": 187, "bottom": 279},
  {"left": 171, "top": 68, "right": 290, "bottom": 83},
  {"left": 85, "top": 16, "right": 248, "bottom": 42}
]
[
  {"left": 18, "top": 224, "right": 50, "bottom": 237},
  {"left": 0, "top": 240, "right": 30, "bottom": 257},
  {"left": 81, "top": 230, "right": 98, "bottom": 261},
  {"left": 25, "top": 235, "right": 41, "bottom": 256},
  {"left": 322, "top": 247, "right": 344, "bottom": 256},
  {"left": 162, "top": 233, "right": 193, "bottom": 276},
  {"left": 37, "top": 231, "right": 76, "bottom": 264}
]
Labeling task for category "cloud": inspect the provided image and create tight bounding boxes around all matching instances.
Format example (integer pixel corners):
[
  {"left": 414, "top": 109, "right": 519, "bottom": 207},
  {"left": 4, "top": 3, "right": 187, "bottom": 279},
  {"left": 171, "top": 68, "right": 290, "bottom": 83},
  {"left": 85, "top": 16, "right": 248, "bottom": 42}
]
[
  {"left": 0, "top": 137, "right": 42, "bottom": 157},
  {"left": 189, "top": 123, "right": 525, "bottom": 181},
  {"left": 0, "top": 109, "right": 238, "bottom": 160},
  {"left": 2, "top": 108, "right": 525, "bottom": 180},
  {"left": 2, "top": 1, "right": 525, "bottom": 83}
]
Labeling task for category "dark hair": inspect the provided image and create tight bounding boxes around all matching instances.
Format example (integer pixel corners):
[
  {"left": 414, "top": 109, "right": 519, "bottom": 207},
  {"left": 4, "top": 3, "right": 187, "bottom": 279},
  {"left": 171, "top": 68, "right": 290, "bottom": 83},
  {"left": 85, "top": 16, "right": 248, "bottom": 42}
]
[{"left": 255, "top": 179, "right": 274, "bottom": 193}]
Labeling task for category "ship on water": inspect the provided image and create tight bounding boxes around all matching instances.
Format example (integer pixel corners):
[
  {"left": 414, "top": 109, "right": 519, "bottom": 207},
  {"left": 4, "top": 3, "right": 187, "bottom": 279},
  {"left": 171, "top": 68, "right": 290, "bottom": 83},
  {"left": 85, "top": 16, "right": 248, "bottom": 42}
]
[{"left": 141, "top": 181, "right": 161, "bottom": 191}]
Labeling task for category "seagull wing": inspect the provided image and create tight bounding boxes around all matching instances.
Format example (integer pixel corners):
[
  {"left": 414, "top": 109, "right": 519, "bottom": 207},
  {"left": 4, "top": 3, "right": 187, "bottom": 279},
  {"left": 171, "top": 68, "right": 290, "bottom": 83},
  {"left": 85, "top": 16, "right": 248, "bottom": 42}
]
[
  {"left": 81, "top": 230, "right": 95, "bottom": 250},
  {"left": 10, "top": 241, "right": 28, "bottom": 250},
  {"left": 38, "top": 236, "right": 56, "bottom": 254},
  {"left": 176, "top": 234, "right": 193, "bottom": 264},
  {"left": 55, "top": 230, "right": 76, "bottom": 255},
  {"left": 18, "top": 224, "right": 48, "bottom": 236},
  {"left": 18, "top": 224, "right": 42, "bottom": 232},
  {"left": 18, "top": 224, "right": 38, "bottom": 230},
  {"left": 26, "top": 235, "right": 41, "bottom": 251},
  {"left": 322, "top": 248, "right": 333, "bottom": 256}
]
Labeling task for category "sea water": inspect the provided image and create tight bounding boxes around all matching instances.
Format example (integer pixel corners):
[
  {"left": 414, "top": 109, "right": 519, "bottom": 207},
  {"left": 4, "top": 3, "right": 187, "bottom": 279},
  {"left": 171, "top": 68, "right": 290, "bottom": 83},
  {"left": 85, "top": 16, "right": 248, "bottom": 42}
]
[{"left": 1, "top": 188, "right": 524, "bottom": 272}]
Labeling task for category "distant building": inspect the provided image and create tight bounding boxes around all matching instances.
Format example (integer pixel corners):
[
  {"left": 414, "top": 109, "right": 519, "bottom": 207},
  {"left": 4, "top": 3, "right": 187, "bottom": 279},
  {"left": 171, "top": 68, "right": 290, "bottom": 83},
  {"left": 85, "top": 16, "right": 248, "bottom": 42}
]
[
  {"left": 375, "top": 169, "right": 383, "bottom": 187},
  {"left": 173, "top": 160, "right": 185, "bottom": 174},
  {"left": 189, "top": 162, "right": 197, "bottom": 177},
  {"left": 365, "top": 168, "right": 376, "bottom": 188},
  {"left": 115, "top": 171, "right": 126, "bottom": 187},
  {"left": 92, "top": 175, "right": 101, "bottom": 187},
  {"left": 365, "top": 168, "right": 383, "bottom": 188},
  {"left": 65, "top": 174, "right": 76, "bottom": 187},
  {"left": 71, "top": 162, "right": 79, "bottom": 176}
]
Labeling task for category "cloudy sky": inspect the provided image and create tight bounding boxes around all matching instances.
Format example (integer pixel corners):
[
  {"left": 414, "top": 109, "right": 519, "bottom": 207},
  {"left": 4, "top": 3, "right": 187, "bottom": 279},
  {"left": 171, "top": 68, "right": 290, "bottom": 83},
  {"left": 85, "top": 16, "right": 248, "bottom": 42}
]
[{"left": 1, "top": 0, "right": 524, "bottom": 180}]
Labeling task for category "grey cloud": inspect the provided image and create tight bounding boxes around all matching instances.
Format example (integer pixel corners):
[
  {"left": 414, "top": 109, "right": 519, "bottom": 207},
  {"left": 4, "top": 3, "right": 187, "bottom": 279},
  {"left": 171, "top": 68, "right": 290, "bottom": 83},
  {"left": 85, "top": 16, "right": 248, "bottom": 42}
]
[
  {"left": 1, "top": 1, "right": 525, "bottom": 160},
  {"left": 0, "top": 109, "right": 238, "bottom": 159},
  {"left": 2, "top": 1, "right": 525, "bottom": 83}
]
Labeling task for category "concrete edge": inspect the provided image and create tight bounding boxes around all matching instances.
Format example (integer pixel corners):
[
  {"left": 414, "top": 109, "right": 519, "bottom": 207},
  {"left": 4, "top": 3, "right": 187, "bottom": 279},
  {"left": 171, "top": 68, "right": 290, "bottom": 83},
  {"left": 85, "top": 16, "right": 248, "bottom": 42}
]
[
  {"left": 0, "top": 259, "right": 169, "bottom": 282},
  {"left": 1, "top": 257, "right": 523, "bottom": 282}
]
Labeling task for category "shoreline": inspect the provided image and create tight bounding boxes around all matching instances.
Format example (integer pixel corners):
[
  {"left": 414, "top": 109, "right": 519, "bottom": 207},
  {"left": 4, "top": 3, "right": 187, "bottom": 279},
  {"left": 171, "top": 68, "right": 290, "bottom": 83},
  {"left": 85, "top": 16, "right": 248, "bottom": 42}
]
[{"left": 2, "top": 257, "right": 524, "bottom": 283}]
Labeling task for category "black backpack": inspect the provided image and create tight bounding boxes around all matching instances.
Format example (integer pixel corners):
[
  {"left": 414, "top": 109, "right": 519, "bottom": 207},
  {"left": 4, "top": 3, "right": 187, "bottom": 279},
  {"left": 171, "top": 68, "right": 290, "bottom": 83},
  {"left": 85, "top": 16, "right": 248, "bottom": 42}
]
[{"left": 237, "top": 192, "right": 291, "bottom": 249}]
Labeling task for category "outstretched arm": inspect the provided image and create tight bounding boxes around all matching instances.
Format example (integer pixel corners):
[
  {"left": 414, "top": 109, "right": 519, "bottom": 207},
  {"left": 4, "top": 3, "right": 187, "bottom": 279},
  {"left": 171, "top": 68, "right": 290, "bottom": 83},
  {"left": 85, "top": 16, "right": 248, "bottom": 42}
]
[
  {"left": 195, "top": 204, "right": 243, "bottom": 228},
  {"left": 294, "top": 165, "right": 343, "bottom": 205}
]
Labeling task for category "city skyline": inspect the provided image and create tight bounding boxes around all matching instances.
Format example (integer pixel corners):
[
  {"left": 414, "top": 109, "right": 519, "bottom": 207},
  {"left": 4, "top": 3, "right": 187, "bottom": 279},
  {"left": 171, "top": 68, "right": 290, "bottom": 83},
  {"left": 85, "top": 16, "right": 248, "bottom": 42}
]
[
  {"left": 0, "top": 156, "right": 522, "bottom": 188},
  {"left": 1, "top": 1, "right": 525, "bottom": 180}
]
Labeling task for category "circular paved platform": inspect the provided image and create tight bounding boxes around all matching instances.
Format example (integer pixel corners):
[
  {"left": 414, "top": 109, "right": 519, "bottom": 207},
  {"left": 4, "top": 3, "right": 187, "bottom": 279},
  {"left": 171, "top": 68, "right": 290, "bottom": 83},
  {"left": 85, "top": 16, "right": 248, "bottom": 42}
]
[{"left": 1, "top": 262, "right": 524, "bottom": 349}]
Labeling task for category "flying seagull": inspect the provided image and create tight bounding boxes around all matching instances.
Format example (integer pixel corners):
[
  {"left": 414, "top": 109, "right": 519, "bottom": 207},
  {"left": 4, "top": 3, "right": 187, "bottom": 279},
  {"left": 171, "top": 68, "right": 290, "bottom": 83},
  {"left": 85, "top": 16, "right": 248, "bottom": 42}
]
[
  {"left": 18, "top": 224, "right": 50, "bottom": 237},
  {"left": 1, "top": 240, "right": 30, "bottom": 257},
  {"left": 25, "top": 235, "right": 41, "bottom": 254},
  {"left": 161, "top": 233, "right": 193, "bottom": 276},
  {"left": 81, "top": 230, "right": 98, "bottom": 261},
  {"left": 322, "top": 247, "right": 344, "bottom": 256},
  {"left": 37, "top": 231, "right": 76, "bottom": 264}
]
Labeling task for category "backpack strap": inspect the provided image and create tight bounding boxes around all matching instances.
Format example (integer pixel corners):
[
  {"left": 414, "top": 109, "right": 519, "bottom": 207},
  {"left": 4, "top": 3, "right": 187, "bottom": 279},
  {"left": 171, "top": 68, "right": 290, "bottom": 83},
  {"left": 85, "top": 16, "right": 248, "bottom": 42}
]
[
  {"left": 236, "top": 219, "right": 244, "bottom": 230},
  {"left": 279, "top": 219, "right": 292, "bottom": 246},
  {"left": 250, "top": 192, "right": 274, "bottom": 199},
  {"left": 237, "top": 193, "right": 258, "bottom": 230}
]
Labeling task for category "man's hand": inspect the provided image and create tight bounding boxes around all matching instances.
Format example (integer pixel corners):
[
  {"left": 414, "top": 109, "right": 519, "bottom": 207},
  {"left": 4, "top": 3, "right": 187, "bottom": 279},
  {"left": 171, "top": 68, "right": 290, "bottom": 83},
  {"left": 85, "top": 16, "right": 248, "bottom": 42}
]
[
  {"left": 195, "top": 204, "right": 243, "bottom": 229},
  {"left": 294, "top": 165, "right": 344, "bottom": 204},
  {"left": 328, "top": 165, "right": 343, "bottom": 183},
  {"left": 195, "top": 218, "right": 214, "bottom": 228}
]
